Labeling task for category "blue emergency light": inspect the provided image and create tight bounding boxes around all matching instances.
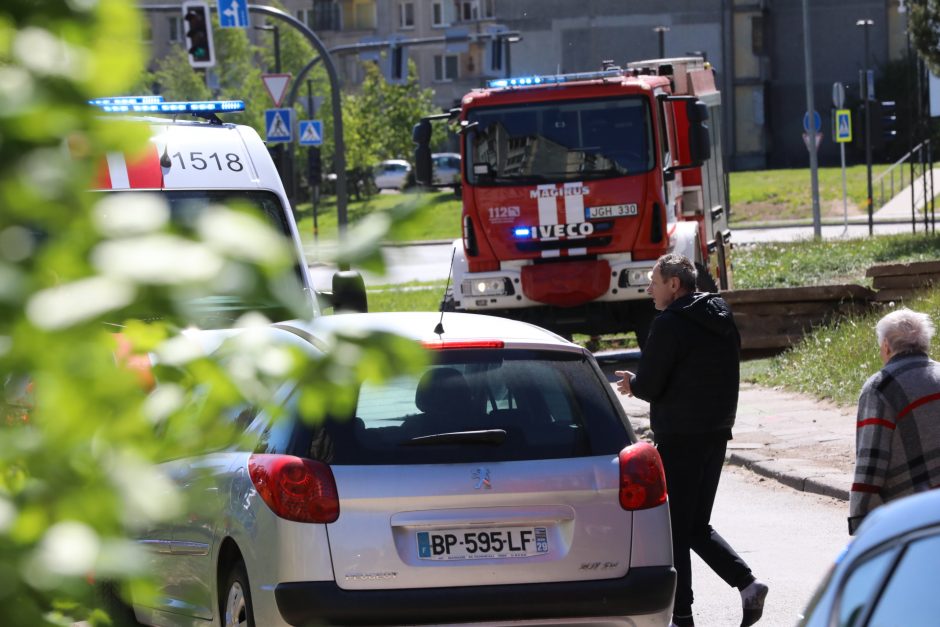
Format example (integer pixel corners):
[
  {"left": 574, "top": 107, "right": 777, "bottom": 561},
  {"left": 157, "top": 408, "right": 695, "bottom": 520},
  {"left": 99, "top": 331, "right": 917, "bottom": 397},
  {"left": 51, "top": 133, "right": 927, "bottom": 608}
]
[
  {"left": 487, "top": 68, "right": 624, "bottom": 90},
  {"left": 89, "top": 96, "right": 165, "bottom": 106},
  {"left": 513, "top": 226, "right": 532, "bottom": 238},
  {"left": 90, "top": 98, "right": 245, "bottom": 114}
]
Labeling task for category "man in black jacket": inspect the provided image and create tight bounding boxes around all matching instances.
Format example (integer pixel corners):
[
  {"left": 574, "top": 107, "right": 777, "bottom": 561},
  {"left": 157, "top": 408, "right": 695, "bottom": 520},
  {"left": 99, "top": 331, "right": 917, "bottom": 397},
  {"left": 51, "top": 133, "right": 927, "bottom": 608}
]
[{"left": 616, "top": 253, "right": 767, "bottom": 627}]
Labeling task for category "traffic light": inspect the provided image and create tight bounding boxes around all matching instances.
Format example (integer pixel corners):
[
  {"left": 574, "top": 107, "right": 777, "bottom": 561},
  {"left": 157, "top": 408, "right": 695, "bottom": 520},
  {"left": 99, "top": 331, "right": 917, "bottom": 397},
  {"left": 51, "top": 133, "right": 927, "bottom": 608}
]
[
  {"left": 307, "top": 147, "right": 322, "bottom": 185},
  {"left": 182, "top": 2, "right": 215, "bottom": 68}
]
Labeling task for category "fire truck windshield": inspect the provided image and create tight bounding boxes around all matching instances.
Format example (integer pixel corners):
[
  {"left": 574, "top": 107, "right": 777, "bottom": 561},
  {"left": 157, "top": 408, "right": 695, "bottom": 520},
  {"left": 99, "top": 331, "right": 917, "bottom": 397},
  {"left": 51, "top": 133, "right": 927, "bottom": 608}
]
[{"left": 465, "top": 96, "right": 653, "bottom": 185}]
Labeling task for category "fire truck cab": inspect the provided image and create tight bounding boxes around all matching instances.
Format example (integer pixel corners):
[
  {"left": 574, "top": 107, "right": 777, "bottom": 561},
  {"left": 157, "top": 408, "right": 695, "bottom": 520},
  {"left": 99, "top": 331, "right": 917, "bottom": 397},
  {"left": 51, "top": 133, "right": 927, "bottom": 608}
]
[{"left": 414, "top": 57, "right": 731, "bottom": 344}]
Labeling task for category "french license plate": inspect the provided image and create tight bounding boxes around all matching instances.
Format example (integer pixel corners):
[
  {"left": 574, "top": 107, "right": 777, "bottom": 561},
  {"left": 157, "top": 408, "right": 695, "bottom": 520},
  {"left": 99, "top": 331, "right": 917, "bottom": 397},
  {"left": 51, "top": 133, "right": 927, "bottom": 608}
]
[
  {"left": 416, "top": 527, "right": 549, "bottom": 561},
  {"left": 588, "top": 203, "right": 638, "bottom": 218}
]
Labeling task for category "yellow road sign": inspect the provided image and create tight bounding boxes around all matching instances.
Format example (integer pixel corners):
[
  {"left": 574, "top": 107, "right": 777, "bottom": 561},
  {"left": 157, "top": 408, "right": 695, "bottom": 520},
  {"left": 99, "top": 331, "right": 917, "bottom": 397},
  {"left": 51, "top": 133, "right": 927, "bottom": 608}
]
[{"left": 835, "top": 109, "right": 852, "bottom": 143}]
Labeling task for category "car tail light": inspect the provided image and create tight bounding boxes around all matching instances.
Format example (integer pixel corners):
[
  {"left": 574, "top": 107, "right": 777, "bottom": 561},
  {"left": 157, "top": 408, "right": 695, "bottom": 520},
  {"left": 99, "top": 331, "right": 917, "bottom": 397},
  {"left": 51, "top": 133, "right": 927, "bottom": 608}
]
[
  {"left": 618, "top": 442, "right": 667, "bottom": 511},
  {"left": 248, "top": 454, "right": 339, "bottom": 523},
  {"left": 421, "top": 340, "right": 505, "bottom": 350}
]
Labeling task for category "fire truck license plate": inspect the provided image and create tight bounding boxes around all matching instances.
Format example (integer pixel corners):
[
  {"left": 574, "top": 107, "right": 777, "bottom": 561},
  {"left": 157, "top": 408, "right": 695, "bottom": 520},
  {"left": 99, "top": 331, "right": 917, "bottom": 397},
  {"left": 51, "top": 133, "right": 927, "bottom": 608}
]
[
  {"left": 416, "top": 527, "right": 549, "bottom": 561},
  {"left": 588, "top": 204, "right": 638, "bottom": 218}
]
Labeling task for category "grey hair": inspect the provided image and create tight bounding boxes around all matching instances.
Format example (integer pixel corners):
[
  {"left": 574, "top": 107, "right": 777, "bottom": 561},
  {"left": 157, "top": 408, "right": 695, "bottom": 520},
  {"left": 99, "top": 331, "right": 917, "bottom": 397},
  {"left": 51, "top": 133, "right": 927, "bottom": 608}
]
[
  {"left": 655, "top": 253, "right": 697, "bottom": 292},
  {"left": 875, "top": 308, "right": 935, "bottom": 355}
]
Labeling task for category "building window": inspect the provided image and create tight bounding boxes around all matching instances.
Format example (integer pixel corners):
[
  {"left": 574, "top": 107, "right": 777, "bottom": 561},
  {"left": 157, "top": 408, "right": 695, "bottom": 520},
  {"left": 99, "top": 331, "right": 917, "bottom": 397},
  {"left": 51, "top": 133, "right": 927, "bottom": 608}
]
[
  {"left": 310, "top": 0, "right": 341, "bottom": 31},
  {"left": 400, "top": 1, "right": 415, "bottom": 29},
  {"left": 341, "top": 0, "right": 376, "bottom": 30},
  {"left": 432, "top": 0, "right": 453, "bottom": 27},
  {"left": 751, "top": 15, "right": 766, "bottom": 56},
  {"left": 167, "top": 16, "right": 181, "bottom": 43},
  {"left": 434, "top": 54, "right": 459, "bottom": 81},
  {"left": 460, "top": 1, "right": 479, "bottom": 22},
  {"left": 482, "top": 0, "right": 495, "bottom": 18}
]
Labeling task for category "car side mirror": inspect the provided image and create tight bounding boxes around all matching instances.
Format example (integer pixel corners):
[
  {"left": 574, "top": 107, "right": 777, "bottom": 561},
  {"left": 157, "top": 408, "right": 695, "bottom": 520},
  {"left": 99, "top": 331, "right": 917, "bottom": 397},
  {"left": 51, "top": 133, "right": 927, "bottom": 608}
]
[{"left": 330, "top": 270, "right": 367, "bottom": 313}]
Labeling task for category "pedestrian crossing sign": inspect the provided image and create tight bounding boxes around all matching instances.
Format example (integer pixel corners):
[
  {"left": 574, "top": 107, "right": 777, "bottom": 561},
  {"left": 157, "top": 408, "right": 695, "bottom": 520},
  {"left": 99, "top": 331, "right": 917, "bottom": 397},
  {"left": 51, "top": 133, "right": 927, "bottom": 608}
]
[
  {"left": 835, "top": 109, "right": 852, "bottom": 143},
  {"left": 265, "top": 108, "right": 293, "bottom": 143},
  {"left": 299, "top": 120, "right": 323, "bottom": 146}
]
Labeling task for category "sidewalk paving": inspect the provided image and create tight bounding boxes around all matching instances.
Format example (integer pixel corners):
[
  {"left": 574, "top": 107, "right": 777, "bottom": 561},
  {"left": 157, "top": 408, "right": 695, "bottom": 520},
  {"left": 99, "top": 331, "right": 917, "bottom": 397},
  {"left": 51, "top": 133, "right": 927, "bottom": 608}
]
[{"left": 612, "top": 382, "right": 855, "bottom": 502}]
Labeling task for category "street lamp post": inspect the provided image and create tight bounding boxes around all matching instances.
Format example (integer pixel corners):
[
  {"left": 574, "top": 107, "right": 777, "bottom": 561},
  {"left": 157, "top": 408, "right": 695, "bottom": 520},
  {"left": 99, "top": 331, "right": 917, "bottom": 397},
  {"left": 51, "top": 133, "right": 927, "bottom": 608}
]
[
  {"left": 654, "top": 26, "right": 669, "bottom": 58},
  {"left": 857, "top": 18, "right": 874, "bottom": 236},
  {"left": 256, "top": 23, "right": 286, "bottom": 194}
]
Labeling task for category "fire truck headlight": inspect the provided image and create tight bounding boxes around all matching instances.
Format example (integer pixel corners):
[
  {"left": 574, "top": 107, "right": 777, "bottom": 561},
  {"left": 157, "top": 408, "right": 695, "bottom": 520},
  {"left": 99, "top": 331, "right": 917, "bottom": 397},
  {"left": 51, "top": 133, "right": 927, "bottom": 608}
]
[
  {"left": 620, "top": 268, "right": 653, "bottom": 287},
  {"left": 461, "top": 278, "right": 514, "bottom": 297}
]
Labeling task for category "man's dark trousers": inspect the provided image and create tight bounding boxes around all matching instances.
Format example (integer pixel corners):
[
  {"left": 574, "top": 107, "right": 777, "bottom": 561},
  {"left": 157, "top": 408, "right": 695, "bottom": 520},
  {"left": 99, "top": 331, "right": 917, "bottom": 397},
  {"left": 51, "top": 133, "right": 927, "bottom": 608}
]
[{"left": 658, "top": 435, "right": 754, "bottom": 615}]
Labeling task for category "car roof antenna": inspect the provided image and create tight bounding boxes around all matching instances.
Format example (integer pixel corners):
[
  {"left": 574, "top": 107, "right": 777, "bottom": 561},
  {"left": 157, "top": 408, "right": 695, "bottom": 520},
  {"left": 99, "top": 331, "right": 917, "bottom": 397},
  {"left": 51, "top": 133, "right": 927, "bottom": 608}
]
[{"left": 434, "top": 247, "right": 457, "bottom": 336}]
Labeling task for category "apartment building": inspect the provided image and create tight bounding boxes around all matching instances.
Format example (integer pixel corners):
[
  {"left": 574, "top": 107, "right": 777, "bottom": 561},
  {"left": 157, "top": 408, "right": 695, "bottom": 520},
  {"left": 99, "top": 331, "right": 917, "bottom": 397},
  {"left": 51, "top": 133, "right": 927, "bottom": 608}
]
[{"left": 141, "top": 0, "right": 910, "bottom": 170}]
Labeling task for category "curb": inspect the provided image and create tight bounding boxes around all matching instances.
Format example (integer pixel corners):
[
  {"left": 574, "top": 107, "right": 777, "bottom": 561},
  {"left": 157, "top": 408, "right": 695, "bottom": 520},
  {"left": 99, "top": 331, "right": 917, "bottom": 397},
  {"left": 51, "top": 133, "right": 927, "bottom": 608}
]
[
  {"left": 725, "top": 451, "right": 849, "bottom": 502},
  {"left": 629, "top": 420, "right": 849, "bottom": 503}
]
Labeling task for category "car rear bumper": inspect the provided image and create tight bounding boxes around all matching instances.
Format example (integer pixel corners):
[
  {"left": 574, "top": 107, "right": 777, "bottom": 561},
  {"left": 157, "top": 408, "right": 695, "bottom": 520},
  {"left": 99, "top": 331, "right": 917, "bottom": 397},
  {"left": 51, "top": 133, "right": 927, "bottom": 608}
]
[{"left": 274, "top": 565, "right": 676, "bottom": 626}]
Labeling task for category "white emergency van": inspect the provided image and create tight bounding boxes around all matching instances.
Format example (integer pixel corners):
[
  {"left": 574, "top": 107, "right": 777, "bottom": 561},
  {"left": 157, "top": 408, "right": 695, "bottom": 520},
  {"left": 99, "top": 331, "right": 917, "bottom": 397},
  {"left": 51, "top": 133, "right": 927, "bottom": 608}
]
[{"left": 88, "top": 96, "right": 365, "bottom": 325}]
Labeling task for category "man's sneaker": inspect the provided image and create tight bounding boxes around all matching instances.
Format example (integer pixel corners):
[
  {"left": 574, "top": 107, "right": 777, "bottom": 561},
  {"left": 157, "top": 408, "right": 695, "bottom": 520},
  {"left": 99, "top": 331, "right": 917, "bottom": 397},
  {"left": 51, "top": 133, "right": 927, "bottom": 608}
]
[
  {"left": 740, "top": 580, "right": 769, "bottom": 627},
  {"left": 670, "top": 613, "right": 695, "bottom": 627}
]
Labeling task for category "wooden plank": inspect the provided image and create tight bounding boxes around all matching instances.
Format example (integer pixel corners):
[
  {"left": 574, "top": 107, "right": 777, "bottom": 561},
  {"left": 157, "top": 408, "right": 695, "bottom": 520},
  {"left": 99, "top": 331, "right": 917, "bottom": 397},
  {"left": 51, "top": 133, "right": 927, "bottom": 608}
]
[
  {"left": 740, "top": 333, "right": 803, "bottom": 350},
  {"left": 735, "top": 313, "right": 829, "bottom": 335},
  {"left": 872, "top": 288, "right": 919, "bottom": 302},
  {"left": 723, "top": 284, "right": 875, "bottom": 304},
  {"left": 867, "top": 260, "right": 940, "bottom": 278},
  {"left": 732, "top": 301, "right": 852, "bottom": 316},
  {"left": 872, "top": 274, "right": 940, "bottom": 289}
]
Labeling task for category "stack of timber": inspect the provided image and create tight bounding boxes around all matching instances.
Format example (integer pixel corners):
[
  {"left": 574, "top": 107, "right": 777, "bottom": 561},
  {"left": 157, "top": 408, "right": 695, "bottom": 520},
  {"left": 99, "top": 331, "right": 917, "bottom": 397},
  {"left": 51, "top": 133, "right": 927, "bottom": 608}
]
[
  {"left": 723, "top": 285, "right": 875, "bottom": 351},
  {"left": 867, "top": 260, "right": 940, "bottom": 302}
]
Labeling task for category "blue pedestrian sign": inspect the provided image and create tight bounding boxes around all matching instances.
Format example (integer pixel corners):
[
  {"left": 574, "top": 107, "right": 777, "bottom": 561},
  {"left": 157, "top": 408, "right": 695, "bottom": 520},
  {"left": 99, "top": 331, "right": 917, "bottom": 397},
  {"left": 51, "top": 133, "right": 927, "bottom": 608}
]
[
  {"left": 803, "top": 110, "right": 822, "bottom": 133},
  {"left": 299, "top": 120, "right": 324, "bottom": 146},
  {"left": 265, "top": 108, "right": 293, "bottom": 143},
  {"left": 217, "top": 0, "right": 248, "bottom": 28},
  {"left": 835, "top": 109, "right": 853, "bottom": 143}
]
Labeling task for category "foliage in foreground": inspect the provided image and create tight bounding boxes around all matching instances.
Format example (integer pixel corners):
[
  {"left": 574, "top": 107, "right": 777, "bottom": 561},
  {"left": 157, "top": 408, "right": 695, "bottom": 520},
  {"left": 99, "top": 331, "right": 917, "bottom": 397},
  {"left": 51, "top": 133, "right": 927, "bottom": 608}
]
[{"left": 0, "top": 2, "right": 429, "bottom": 625}]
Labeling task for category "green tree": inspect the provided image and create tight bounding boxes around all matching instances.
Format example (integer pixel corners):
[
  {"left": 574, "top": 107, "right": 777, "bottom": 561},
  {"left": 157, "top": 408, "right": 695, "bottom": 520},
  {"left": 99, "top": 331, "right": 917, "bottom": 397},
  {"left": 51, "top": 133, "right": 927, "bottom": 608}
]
[
  {"left": 339, "top": 61, "right": 446, "bottom": 197},
  {"left": 910, "top": 0, "right": 940, "bottom": 74}
]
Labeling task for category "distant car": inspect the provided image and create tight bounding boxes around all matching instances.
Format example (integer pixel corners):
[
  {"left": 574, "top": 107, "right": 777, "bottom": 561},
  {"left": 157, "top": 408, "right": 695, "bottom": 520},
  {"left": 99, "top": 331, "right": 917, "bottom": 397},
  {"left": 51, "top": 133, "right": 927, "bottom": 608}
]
[
  {"left": 373, "top": 159, "right": 412, "bottom": 190},
  {"left": 798, "top": 489, "right": 940, "bottom": 627},
  {"left": 432, "top": 152, "right": 461, "bottom": 186},
  {"left": 124, "top": 312, "right": 676, "bottom": 627}
]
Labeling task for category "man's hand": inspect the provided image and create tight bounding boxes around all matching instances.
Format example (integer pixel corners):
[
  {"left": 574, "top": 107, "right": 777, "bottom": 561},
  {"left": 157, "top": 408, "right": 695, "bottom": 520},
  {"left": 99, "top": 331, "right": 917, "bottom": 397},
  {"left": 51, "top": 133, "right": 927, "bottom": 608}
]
[{"left": 615, "top": 370, "right": 634, "bottom": 396}]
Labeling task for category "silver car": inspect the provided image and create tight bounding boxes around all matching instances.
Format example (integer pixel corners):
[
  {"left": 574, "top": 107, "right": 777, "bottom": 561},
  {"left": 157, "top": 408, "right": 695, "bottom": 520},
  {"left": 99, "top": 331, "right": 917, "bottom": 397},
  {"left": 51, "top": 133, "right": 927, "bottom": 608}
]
[
  {"left": 373, "top": 159, "right": 412, "bottom": 190},
  {"left": 127, "top": 312, "right": 675, "bottom": 626},
  {"left": 432, "top": 152, "right": 461, "bottom": 186},
  {"left": 798, "top": 489, "right": 940, "bottom": 627}
]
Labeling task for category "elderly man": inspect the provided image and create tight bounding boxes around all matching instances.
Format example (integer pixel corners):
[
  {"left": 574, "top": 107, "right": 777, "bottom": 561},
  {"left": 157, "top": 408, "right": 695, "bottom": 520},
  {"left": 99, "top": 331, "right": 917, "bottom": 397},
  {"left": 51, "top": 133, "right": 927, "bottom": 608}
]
[
  {"left": 616, "top": 253, "right": 767, "bottom": 627},
  {"left": 849, "top": 308, "right": 940, "bottom": 534}
]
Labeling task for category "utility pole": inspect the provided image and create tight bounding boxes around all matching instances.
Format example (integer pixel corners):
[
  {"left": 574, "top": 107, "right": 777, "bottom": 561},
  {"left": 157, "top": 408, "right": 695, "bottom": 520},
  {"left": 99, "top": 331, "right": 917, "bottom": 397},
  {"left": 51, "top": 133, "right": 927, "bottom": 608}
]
[
  {"left": 654, "top": 26, "right": 669, "bottom": 58},
  {"left": 306, "top": 78, "right": 320, "bottom": 242},
  {"left": 256, "top": 22, "right": 286, "bottom": 195},
  {"left": 803, "top": 0, "right": 821, "bottom": 239},
  {"left": 857, "top": 18, "right": 874, "bottom": 236}
]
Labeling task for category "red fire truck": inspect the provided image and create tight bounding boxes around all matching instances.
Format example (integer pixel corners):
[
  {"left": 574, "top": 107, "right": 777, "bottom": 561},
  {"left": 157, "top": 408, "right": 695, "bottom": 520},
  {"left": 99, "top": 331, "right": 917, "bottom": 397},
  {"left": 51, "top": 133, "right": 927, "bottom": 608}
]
[{"left": 413, "top": 57, "right": 732, "bottom": 344}]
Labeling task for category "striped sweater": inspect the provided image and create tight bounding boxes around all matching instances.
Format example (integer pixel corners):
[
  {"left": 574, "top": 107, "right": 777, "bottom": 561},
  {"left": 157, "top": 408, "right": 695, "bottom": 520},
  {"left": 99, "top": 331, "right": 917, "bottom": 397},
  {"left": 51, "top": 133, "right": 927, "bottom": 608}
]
[{"left": 850, "top": 352, "right": 940, "bottom": 521}]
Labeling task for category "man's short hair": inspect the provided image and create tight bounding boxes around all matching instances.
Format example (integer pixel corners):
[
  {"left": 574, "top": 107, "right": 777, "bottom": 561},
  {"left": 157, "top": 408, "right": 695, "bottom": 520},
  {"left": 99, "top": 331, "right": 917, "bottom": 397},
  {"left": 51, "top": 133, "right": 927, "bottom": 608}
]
[
  {"left": 876, "top": 308, "right": 935, "bottom": 355},
  {"left": 656, "top": 253, "right": 697, "bottom": 292}
]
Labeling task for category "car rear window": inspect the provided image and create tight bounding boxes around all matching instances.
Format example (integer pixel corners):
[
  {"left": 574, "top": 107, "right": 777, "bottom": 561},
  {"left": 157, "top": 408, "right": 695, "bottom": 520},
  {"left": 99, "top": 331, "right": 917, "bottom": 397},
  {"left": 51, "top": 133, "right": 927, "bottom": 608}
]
[{"left": 297, "top": 349, "right": 632, "bottom": 465}]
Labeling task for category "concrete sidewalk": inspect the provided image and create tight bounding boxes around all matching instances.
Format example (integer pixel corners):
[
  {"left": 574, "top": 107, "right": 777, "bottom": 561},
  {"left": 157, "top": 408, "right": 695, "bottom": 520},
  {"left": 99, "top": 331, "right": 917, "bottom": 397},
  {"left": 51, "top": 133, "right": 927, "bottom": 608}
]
[{"left": 613, "top": 383, "right": 855, "bottom": 502}]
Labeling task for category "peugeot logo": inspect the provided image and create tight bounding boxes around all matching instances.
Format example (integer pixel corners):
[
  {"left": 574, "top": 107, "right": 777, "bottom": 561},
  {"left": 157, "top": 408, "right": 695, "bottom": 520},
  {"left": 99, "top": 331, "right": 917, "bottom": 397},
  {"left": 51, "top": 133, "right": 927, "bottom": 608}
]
[{"left": 472, "top": 467, "right": 492, "bottom": 490}]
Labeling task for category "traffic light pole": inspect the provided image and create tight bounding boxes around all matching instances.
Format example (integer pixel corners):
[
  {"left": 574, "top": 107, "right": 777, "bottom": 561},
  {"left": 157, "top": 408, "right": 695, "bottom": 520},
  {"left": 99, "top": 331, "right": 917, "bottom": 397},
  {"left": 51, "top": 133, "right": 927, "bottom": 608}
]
[{"left": 144, "top": 3, "right": 351, "bottom": 238}]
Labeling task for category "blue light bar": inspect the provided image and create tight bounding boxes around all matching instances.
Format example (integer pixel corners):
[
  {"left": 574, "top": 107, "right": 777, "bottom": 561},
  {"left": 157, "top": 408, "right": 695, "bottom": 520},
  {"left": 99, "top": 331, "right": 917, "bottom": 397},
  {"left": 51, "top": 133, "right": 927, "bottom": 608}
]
[
  {"left": 486, "top": 69, "right": 624, "bottom": 90},
  {"left": 89, "top": 96, "right": 165, "bottom": 106},
  {"left": 92, "top": 100, "right": 246, "bottom": 114},
  {"left": 513, "top": 226, "right": 532, "bottom": 238}
]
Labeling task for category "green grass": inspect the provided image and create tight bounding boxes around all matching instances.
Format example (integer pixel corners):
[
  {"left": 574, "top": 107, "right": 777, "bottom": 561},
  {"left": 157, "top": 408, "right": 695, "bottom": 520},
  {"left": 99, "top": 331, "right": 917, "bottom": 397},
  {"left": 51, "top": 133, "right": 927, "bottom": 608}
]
[
  {"left": 367, "top": 280, "right": 448, "bottom": 313},
  {"left": 733, "top": 233, "right": 940, "bottom": 289},
  {"left": 753, "top": 290, "right": 940, "bottom": 406},
  {"left": 295, "top": 190, "right": 461, "bottom": 244},
  {"left": 295, "top": 165, "right": 910, "bottom": 246}
]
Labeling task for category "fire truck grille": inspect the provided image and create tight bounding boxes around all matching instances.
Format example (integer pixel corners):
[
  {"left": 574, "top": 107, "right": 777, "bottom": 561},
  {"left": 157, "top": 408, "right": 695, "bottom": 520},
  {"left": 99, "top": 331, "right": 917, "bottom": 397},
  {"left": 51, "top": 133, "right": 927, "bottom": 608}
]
[{"left": 515, "top": 236, "right": 613, "bottom": 253}]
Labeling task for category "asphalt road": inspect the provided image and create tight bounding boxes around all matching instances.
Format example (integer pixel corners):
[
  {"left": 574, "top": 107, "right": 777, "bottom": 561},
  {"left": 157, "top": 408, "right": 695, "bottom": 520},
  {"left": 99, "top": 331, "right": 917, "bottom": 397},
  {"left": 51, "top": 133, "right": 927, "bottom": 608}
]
[{"left": 685, "top": 466, "right": 847, "bottom": 627}]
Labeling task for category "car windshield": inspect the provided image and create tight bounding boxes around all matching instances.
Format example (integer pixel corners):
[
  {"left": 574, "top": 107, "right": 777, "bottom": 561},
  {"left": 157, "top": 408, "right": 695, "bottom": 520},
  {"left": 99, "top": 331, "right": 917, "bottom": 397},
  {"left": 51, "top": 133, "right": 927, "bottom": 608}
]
[
  {"left": 99, "top": 190, "right": 306, "bottom": 328},
  {"left": 294, "top": 349, "right": 631, "bottom": 465},
  {"left": 465, "top": 96, "right": 654, "bottom": 185}
]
